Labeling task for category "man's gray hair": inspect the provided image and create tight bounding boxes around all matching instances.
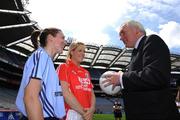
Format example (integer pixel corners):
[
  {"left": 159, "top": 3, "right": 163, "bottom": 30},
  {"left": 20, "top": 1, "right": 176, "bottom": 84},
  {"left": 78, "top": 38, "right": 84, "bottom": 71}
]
[{"left": 123, "top": 20, "right": 146, "bottom": 35}]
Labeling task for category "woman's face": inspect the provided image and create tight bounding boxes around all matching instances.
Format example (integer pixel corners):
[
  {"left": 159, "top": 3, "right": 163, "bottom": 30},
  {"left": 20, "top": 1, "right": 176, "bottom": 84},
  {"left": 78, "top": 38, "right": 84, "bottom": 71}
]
[
  {"left": 53, "top": 32, "right": 66, "bottom": 54},
  {"left": 71, "top": 45, "right": 85, "bottom": 64}
]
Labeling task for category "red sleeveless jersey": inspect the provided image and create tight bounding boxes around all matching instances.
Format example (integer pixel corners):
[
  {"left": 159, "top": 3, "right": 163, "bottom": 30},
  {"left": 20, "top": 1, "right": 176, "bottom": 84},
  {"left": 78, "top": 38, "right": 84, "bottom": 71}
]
[{"left": 57, "top": 60, "right": 93, "bottom": 112}]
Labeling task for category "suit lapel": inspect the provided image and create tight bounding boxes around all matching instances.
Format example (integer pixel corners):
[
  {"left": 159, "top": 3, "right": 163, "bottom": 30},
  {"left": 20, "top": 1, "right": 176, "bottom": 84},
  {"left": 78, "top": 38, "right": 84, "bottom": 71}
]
[
  {"left": 129, "top": 36, "right": 147, "bottom": 71},
  {"left": 136, "top": 36, "right": 146, "bottom": 52}
]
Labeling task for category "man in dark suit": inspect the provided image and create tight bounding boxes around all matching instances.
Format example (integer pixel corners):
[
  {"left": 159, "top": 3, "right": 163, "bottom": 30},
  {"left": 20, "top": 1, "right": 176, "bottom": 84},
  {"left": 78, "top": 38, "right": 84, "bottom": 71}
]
[{"left": 103, "top": 20, "right": 180, "bottom": 120}]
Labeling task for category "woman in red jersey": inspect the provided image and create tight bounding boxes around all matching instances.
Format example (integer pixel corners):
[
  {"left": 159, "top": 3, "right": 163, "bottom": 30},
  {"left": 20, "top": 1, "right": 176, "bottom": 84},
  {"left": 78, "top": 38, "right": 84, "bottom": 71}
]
[{"left": 57, "top": 41, "right": 96, "bottom": 120}]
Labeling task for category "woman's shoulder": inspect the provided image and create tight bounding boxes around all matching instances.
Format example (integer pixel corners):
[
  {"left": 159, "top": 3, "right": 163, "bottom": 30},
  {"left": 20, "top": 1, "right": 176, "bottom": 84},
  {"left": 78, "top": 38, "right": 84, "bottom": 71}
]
[
  {"left": 57, "top": 63, "right": 68, "bottom": 70},
  {"left": 26, "top": 48, "right": 48, "bottom": 63},
  {"left": 80, "top": 66, "right": 89, "bottom": 73},
  {"left": 32, "top": 47, "right": 48, "bottom": 58}
]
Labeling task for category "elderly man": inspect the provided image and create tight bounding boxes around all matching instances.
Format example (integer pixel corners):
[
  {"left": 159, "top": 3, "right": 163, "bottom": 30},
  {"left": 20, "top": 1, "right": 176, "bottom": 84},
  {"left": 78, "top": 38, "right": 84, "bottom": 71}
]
[{"left": 103, "top": 20, "right": 180, "bottom": 120}]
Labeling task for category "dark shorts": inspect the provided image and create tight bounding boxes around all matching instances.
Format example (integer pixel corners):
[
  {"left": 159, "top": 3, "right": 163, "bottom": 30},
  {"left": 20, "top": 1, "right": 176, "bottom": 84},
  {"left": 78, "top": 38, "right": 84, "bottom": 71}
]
[
  {"left": 20, "top": 116, "right": 64, "bottom": 120},
  {"left": 114, "top": 111, "right": 122, "bottom": 118}
]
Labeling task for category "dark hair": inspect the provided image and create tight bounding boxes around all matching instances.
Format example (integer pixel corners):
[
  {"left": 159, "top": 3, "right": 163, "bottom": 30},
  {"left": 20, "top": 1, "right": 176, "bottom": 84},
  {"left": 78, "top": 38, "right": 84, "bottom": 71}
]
[{"left": 31, "top": 28, "right": 62, "bottom": 49}]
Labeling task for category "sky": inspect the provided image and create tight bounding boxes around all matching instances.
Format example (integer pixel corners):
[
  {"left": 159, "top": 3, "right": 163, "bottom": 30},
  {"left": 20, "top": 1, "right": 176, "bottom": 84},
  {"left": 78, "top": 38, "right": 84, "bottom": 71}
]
[{"left": 26, "top": 0, "right": 180, "bottom": 54}]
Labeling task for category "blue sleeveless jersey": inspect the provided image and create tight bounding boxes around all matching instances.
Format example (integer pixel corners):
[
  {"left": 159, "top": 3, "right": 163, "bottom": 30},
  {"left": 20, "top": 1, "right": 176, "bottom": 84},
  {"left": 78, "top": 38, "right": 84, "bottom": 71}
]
[{"left": 16, "top": 47, "right": 65, "bottom": 118}]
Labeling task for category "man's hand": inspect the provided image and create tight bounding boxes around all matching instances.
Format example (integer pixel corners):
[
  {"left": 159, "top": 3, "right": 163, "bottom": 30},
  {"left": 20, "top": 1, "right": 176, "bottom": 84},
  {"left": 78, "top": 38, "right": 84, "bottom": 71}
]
[{"left": 102, "top": 71, "right": 123, "bottom": 90}]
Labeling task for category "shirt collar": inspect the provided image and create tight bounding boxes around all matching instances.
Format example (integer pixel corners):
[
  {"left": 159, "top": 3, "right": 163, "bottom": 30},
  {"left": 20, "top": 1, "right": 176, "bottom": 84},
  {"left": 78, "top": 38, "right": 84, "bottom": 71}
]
[{"left": 134, "top": 35, "right": 144, "bottom": 49}]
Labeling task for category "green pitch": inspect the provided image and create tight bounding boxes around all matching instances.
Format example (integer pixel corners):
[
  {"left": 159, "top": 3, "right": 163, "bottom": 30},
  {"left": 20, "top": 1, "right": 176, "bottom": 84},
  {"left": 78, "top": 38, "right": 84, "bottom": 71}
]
[{"left": 93, "top": 114, "right": 126, "bottom": 120}]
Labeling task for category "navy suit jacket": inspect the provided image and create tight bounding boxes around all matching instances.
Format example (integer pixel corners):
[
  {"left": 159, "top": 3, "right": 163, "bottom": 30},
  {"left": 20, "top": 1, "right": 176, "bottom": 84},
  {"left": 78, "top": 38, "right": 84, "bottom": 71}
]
[{"left": 122, "top": 35, "right": 180, "bottom": 119}]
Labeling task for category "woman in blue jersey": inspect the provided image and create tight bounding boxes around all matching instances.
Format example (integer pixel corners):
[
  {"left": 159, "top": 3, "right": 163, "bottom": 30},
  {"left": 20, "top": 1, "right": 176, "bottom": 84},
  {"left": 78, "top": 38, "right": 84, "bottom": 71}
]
[{"left": 16, "top": 28, "right": 66, "bottom": 120}]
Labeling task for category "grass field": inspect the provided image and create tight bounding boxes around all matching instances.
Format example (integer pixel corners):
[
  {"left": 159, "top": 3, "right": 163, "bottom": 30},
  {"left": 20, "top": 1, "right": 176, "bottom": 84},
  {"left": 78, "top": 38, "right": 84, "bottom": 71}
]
[{"left": 93, "top": 114, "right": 126, "bottom": 120}]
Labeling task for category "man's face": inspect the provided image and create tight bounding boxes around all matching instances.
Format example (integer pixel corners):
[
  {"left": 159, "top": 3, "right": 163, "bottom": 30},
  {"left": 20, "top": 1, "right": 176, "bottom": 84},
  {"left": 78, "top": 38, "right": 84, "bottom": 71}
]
[{"left": 119, "top": 24, "right": 137, "bottom": 48}]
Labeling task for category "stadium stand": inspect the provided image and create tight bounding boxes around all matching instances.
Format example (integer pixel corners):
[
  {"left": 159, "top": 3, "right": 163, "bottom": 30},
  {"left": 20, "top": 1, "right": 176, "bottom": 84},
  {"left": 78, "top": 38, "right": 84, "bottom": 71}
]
[
  {"left": 0, "top": 0, "right": 180, "bottom": 118},
  {"left": 1, "top": 0, "right": 180, "bottom": 98}
]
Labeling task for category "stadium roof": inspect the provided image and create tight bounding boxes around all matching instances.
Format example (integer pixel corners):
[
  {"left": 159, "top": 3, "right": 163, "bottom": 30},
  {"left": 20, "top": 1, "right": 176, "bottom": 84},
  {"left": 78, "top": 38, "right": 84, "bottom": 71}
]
[
  {"left": 1, "top": 0, "right": 180, "bottom": 98},
  {"left": 0, "top": 0, "right": 180, "bottom": 71},
  {"left": 1, "top": 0, "right": 180, "bottom": 72}
]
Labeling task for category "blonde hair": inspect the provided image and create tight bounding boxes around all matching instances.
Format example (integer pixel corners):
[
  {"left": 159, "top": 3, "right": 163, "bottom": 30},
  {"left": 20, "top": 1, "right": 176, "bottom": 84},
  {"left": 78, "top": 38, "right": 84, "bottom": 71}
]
[{"left": 67, "top": 41, "right": 86, "bottom": 60}]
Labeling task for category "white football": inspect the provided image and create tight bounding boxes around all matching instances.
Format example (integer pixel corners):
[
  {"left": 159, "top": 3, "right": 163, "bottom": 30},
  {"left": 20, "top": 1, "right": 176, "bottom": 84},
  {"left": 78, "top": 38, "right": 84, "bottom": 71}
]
[{"left": 99, "top": 71, "right": 121, "bottom": 95}]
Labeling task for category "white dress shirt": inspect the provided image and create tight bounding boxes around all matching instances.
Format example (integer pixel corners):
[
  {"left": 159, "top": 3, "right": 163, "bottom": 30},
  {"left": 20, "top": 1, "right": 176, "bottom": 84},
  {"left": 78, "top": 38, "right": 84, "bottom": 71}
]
[{"left": 119, "top": 35, "right": 145, "bottom": 89}]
